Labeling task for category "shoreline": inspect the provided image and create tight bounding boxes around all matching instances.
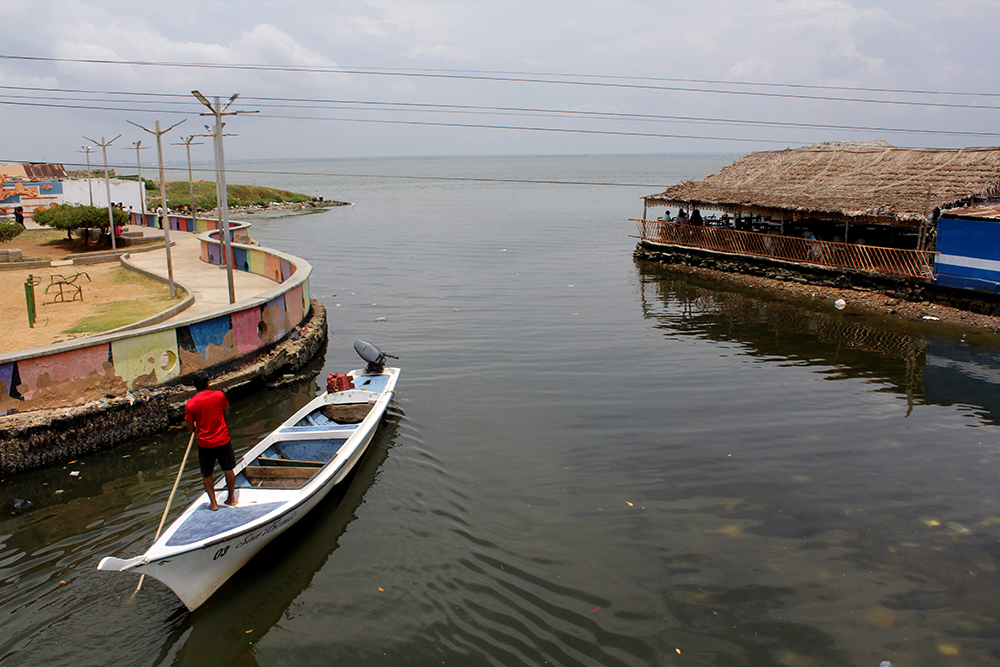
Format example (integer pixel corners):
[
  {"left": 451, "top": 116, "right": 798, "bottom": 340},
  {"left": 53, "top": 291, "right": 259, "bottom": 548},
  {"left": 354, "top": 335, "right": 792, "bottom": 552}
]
[{"left": 638, "top": 257, "right": 1000, "bottom": 341}]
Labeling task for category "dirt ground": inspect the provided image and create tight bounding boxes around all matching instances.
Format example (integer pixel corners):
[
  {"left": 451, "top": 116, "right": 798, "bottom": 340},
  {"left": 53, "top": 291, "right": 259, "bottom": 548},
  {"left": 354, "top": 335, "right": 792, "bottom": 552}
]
[
  {"left": 2, "top": 228, "right": 107, "bottom": 261},
  {"left": 0, "top": 230, "right": 178, "bottom": 352}
]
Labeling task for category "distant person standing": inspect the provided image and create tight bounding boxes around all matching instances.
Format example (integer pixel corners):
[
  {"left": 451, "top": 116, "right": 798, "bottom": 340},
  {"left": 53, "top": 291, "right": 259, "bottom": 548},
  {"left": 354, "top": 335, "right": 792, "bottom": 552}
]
[
  {"left": 156, "top": 205, "right": 164, "bottom": 229},
  {"left": 13, "top": 207, "right": 24, "bottom": 227},
  {"left": 185, "top": 372, "right": 237, "bottom": 511}
]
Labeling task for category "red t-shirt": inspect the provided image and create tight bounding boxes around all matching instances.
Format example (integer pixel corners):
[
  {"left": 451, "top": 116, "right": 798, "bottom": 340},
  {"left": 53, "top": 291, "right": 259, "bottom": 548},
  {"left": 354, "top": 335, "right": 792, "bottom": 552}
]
[{"left": 185, "top": 389, "right": 230, "bottom": 448}]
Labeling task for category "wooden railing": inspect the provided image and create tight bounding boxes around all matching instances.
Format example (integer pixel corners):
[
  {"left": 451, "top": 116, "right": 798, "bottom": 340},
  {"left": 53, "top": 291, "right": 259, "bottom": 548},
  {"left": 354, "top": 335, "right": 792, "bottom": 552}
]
[{"left": 633, "top": 219, "right": 936, "bottom": 281}]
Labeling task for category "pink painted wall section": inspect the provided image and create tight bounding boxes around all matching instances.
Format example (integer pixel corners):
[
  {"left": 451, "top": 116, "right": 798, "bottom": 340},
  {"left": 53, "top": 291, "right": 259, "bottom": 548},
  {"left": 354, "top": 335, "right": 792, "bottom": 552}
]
[
  {"left": 16, "top": 344, "right": 112, "bottom": 400},
  {"left": 231, "top": 307, "right": 265, "bottom": 355},
  {"left": 285, "top": 284, "right": 304, "bottom": 327},
  {"left": 263, "top": 254, "right": 283, "bottom": 282}
]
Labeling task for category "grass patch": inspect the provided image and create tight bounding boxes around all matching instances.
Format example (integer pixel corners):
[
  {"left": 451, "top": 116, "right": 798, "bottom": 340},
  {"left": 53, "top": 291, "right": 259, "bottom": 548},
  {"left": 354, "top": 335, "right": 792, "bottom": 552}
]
[
  {"left": 62, "top": 268, "right": 185, "bottom": 334},
  {"left": 149, "top": 180, "right": 311, "bottom": 211}
]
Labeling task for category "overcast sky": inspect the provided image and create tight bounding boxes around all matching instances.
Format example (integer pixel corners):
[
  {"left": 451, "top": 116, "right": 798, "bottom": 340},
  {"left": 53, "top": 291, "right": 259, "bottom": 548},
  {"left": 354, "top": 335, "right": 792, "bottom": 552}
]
[{"left": 2, "top": 0, "right": 999, "bottom": 169}]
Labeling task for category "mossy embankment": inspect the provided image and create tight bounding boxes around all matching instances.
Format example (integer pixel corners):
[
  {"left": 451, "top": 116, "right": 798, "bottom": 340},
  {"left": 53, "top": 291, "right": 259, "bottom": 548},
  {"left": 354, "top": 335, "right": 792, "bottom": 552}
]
[{"left": 124, "top": 178, "right": 348, "bottom": 212}]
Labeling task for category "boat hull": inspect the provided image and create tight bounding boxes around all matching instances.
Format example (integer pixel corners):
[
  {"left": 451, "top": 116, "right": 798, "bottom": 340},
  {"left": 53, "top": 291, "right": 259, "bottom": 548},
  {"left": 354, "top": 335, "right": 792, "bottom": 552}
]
[{"left": 98, "top": 366, "right": 397, "bottom": 610}]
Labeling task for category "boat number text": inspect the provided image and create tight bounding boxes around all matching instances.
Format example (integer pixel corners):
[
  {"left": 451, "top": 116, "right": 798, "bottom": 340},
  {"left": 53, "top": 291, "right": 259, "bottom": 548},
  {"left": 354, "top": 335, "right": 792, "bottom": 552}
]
[{"left": 213, "top": 546, "right": 230, "bottom": 561}]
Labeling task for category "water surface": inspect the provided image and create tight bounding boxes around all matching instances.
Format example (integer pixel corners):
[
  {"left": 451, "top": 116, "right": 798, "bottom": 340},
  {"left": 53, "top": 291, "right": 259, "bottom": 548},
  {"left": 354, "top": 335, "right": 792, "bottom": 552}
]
[{"left": 2, "top": 156, "right": 999, "bottom": 666}]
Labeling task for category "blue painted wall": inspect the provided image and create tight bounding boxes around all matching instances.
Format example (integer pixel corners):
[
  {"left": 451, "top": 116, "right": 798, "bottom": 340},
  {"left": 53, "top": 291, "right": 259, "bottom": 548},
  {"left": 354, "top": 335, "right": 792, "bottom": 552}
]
[{"left": 935, "top": 217, "right": 1000, "bottom": 294}]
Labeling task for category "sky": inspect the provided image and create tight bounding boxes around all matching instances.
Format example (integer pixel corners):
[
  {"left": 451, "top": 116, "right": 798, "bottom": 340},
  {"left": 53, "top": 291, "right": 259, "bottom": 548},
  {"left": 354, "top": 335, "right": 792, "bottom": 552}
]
[{"left": 2, "top": 0, "right": 1000, "bottom": 170}]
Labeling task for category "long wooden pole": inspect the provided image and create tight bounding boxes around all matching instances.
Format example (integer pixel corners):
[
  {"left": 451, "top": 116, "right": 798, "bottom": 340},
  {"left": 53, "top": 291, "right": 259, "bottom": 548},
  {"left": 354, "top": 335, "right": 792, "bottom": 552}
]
[{"left": 131, "top": 431, "right": 196, "bottom": 598}]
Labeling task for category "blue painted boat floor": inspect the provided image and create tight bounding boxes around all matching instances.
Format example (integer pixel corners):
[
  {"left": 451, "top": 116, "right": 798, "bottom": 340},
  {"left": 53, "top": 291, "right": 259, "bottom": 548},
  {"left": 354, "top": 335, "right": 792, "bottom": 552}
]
[
  {"left": 352, "top": 373, "right": 391, "bottom": 393},
  {"left": 166, "top": 501, "right": 285, "bottom": 547}
]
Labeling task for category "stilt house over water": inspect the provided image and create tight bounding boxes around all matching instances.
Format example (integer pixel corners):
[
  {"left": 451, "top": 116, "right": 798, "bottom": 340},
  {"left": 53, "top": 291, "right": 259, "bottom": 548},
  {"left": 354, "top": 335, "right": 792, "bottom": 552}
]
[{"left": 636, "top": 141, "right": 1000, "bottom": 291}]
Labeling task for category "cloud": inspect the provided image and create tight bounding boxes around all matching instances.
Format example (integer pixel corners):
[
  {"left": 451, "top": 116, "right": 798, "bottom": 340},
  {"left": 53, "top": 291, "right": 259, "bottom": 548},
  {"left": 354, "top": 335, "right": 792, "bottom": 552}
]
[{"left": 3, "top": 0, "right": 1000, "bottom": 162}]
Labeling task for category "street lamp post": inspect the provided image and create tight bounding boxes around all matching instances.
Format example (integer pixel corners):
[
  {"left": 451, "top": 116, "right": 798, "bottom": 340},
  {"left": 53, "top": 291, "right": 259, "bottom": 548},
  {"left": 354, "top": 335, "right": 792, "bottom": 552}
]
[
  {"left": 191, "top": 91, "right": 258, "bottom": 305},
  {"left": 127, "top": 119, "right": 185, "bottom": 299},
  {"left": 80, "top": 146, "right": 94, "bottom": 206},
  {"left": 82, "top": 134, "right": 121, "bottom": 251},
  {"left": 172, "top": 135, "right": 204, "bottom": 220},
  {"left": 125, "top": 141, "right": 150, "bottom": 217}
]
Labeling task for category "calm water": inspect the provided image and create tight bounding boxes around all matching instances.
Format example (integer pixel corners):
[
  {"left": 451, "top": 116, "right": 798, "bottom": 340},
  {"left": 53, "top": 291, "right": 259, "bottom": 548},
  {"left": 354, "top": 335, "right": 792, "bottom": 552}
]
[{"left": 3, "top": 156, "right": 1000, "bottom": 666}]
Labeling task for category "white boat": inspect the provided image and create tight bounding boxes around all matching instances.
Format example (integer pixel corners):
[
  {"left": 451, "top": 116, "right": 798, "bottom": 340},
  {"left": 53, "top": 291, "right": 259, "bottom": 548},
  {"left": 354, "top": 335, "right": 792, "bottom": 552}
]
[{"left": 97, "top": 340, "right": 400, "bottom": 611}]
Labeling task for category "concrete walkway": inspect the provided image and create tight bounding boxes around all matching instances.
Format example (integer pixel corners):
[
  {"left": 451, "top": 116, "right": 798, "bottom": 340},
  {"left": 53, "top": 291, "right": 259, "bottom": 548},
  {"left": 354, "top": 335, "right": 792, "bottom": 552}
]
[{"left": 124, "top": 227, "right": 279, "bottom": 322}]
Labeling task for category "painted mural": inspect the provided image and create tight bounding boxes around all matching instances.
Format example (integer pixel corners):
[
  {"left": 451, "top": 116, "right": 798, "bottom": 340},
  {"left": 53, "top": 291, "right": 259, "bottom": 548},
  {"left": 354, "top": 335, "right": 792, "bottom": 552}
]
[{"left": 0, "top": 181, "right": 63, "bottom": 218}]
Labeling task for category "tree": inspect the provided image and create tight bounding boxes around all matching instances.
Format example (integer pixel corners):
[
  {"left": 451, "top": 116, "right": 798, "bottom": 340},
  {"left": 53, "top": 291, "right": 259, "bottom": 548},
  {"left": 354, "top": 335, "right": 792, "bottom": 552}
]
[{"left": 33, "top": 204, "right": 128, "bottom": 246}]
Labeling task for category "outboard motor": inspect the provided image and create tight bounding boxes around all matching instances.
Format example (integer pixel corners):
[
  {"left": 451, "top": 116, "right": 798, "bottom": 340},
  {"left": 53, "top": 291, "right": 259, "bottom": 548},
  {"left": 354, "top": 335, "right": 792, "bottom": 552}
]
[{"left": 354, "top": 339, "right": 395, "bottom": 373}]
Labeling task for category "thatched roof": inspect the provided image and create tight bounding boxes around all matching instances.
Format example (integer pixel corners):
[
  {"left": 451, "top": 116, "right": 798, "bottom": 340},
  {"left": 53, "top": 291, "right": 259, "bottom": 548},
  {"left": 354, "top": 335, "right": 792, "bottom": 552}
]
[
  {"left": 645, "top": 141, "right": 1000, "bottom": 228},
  {"left": 0, "top": 163, "right": 67, "bottom": 182}
]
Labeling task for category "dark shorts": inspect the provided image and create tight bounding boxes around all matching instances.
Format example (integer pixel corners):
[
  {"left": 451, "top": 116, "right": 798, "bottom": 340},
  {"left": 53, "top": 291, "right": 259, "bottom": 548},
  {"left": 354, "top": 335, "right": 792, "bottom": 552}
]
[{"left": 198, "top": 441, "right": 236, "bottom": 477}]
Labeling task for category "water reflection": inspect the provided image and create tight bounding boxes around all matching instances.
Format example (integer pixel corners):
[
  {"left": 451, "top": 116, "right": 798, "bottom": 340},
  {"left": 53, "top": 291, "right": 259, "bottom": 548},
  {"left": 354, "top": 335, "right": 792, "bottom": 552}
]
[
  {"left": 638, "top": 263, "right": 1000, "bottom": 424},
  {"left": 0, "top": 372, "right": 403, "bottom": 667},
  {"left": 160, "top": 412, "right": 402, "bottom": 667}
]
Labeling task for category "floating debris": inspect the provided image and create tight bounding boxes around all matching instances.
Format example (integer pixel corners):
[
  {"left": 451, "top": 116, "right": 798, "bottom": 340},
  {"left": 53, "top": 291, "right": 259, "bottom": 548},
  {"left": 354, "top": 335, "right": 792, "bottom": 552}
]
[{"left": 10, "top": 498, "right": 32, "bottom": 513}]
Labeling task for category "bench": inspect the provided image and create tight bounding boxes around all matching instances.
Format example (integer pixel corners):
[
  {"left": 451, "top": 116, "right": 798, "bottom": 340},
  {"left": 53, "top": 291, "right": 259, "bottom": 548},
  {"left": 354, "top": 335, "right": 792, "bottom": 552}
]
[
  {"left": 45, "top": 271, "right": 90, "bottom": 303},
  {"left": 243, "top": 464, "right": 320, "bottom": 488}
]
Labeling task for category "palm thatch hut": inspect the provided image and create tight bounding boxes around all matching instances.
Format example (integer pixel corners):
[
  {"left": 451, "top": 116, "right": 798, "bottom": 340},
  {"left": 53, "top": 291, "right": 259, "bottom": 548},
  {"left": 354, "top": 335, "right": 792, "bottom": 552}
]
[{"left": 645, "top": 141, "right": 1000, "bottom": 241}]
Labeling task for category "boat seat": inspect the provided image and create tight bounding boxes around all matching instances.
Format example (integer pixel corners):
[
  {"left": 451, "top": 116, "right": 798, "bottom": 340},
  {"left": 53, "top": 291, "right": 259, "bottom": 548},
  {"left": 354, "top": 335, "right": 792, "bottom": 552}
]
[
  {"left": 243, "top": 465, "right": 319, "bottom": 488},
  {"left": 256, "top": 457, "right": 324, "bottom": 468}
]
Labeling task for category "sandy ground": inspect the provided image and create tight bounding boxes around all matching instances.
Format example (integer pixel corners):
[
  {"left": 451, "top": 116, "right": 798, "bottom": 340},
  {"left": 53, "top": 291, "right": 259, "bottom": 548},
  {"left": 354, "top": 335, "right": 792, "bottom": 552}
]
[
  {"left": 0, "top": 233, "right": 178, "bottom": 353},
  {"left": 0, "top": 263, "right": 177, "bottom": 352}
]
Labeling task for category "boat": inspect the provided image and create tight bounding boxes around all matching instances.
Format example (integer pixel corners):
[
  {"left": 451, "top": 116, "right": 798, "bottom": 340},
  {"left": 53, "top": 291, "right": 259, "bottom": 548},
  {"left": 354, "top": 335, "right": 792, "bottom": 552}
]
[{"left": 97, "top": 340, "right": 400, "bottom": 611}]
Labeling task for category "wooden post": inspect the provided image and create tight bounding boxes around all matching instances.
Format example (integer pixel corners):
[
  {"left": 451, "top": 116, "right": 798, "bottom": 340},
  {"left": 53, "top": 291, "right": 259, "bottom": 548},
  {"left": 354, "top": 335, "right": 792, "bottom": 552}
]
[{"left": 918, "top": 185, "right": 931, "bottom": 250}]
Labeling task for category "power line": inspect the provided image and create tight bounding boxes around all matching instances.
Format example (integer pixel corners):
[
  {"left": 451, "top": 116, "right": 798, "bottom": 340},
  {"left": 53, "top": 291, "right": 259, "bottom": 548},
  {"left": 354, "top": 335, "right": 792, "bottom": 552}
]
[
  {"left": 2, "top": 86, "right": 998, "bottom": 143},
  {"left": 16, "top": 159, "right": 676, "bottom": 188},
  {"left": 2, "top": 54, "right": 999, "bottom": 111}
]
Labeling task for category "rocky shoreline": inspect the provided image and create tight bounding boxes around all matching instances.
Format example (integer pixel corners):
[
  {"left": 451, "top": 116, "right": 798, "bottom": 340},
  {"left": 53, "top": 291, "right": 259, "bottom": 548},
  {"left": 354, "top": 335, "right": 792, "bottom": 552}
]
[{"left": 202, "top": 198, "right": 350, "bottom": 220}]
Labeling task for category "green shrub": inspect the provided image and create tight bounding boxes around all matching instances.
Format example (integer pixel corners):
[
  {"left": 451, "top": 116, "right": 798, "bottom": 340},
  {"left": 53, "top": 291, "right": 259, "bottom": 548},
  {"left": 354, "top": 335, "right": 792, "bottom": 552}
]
[
  {"left": 33, "top": 204, "right": 129, "bottom": 244},
  {"left": 0, "top": 222, "right": 23, "bottom": 243}
]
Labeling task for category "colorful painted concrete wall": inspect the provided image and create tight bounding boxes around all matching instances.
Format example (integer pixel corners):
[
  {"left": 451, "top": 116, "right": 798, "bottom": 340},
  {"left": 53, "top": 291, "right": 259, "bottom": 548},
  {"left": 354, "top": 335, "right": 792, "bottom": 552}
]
[
  {"left": 0, "top": 225, "right": 313, "bottom": 414},
  {"left": 130, "top": 212, "right": 250, "bottom": 243}
]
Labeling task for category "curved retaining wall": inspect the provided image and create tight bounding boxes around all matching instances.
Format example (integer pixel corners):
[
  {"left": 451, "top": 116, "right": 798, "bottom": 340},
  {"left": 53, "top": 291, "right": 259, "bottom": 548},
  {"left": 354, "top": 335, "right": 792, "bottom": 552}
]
[
  {"left": 132, "top": 211, "right": 250, "bottom": 243},
  {"left": 0, "top": 300, "right": 327, "bottom": 476},
  {"left": 0, "top": 218, "right": 312, "bottom": 415}
]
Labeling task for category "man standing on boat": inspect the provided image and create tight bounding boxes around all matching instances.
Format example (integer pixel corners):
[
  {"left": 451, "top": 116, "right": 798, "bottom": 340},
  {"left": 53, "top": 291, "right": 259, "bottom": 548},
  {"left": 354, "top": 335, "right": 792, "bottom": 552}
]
[{"left": 185, "top": 372, "right": 237, "bottom": 510}]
